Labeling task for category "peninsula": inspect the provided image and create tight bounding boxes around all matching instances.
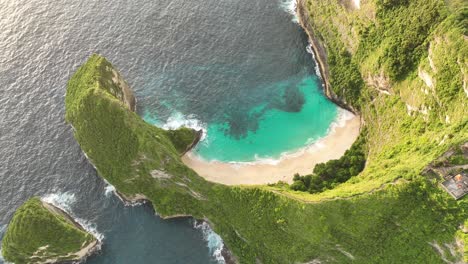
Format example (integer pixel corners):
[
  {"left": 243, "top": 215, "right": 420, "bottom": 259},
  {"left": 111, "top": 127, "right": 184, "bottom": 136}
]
[
  {"left": 1, "top": 197, "right": 100, "bottom": 264},
  {"left": 63, "top": 0, "right": 467, "bottom": 262}
]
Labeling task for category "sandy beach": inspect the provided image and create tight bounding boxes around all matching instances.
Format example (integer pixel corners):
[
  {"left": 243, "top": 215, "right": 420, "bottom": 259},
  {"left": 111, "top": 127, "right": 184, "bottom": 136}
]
[{"left": 182, "top": 111, "right": 361, "bottom": 185}]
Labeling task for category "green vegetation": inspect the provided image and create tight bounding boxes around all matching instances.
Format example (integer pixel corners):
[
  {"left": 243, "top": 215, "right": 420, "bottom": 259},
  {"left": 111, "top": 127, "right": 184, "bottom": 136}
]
[
  {"left": 65, "top": 45, "right": 467, "bottom": 262},
  {"left": 1, "top": 198, "right": 95, "bottom": 264},
  {"left": 66, "top": 0, "right": 468, "bottom": 259},
  {"left": 328, "top": 42, "right": 365, "bottom": 108},
  {"left": 457, "top": 220, "right": 468, "bottom": 262},
  {"left": 291, "top": 132, "right": 366, "bottom": 193},
  {"left": 165, "top": 127, "right": 200, "bottom": 154},
  {"left": 357, "top": 0, "right": 445, "bottom": 81}
]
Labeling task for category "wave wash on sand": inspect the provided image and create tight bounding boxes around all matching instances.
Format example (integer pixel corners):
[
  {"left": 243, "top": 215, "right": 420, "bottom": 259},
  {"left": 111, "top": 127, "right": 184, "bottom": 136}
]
[{"left": 182, "top": 109, "right": 360, "bottom": 185}]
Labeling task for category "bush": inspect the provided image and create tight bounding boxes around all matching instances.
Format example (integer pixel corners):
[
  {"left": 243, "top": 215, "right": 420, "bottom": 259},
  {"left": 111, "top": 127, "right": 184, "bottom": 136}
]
[{"left": 291, "top": 131, "right": 367, "bottom": 193}]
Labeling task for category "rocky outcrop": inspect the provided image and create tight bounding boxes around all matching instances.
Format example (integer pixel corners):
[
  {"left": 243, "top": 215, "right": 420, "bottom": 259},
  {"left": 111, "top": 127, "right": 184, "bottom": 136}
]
[
  {"left": 109, "top": 66, "right": 136, "bottom": 112},
  {"left": 1, "top": 197, "right": 100, "bottom": 264},
  {"left": 41, "top": 202, "right": 101, "bottom": 263},
  {"left": 297, "top": 0, "right": 358, "bottom": 114},
  {"left": 181, "top": 129, "right": 203, "bottom": 156},
  {"left": 365, "top": 71, "right": 392, "bottom": 95}
]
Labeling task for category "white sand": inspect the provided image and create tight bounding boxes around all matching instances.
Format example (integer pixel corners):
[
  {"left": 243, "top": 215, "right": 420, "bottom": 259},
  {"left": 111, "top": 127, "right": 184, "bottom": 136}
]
[{"left": 182, "top": 113, "right": 361, "bottom": 185}]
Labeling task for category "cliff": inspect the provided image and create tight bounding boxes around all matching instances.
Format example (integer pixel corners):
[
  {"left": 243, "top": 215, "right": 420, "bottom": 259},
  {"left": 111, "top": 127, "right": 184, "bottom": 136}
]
[
  {"left": 297, "top": 0, "right": 358, "bottom": 114},
  {"left": 1, "top": 197, "right": 99, "bottom": 264},
  {"left": 64, "top": 47, "right": 468, "bottom": 263}
]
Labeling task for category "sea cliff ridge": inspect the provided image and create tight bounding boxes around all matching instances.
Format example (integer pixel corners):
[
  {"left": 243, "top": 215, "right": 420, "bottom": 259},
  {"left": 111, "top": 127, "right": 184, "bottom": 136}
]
[
  {"left": 63, "top": 0, "right": 467, "bottom": 262},
  {"left": 1, "top": 197, "right": 100, "bottom": 264}
]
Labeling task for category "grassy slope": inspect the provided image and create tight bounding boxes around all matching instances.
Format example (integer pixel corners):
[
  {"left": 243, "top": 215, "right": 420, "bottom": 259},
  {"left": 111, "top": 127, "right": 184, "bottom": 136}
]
[
  {"left": 65, "top": 49, "right": 467, "bottom": 263},
  {"left": 269, "top": 0, "right": 467, "bottom": 201},
  {"left": 1, "top": 197, "right": 94, "bottom": 264}
]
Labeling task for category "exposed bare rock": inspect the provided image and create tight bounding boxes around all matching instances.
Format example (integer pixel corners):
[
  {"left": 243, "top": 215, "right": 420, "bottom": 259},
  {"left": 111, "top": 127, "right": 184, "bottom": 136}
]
[
  {"left": 406, "top": 103, "right": 430, "bottom": 120},
  {"left": 150, "top": 169, "right": 172, "bottom": 179},
  {"left": 428, "top": 41, "right": 438, "bottom": 72},
  {"left": 297, "top": 0, "right": 358, "bottom": 114},
  {"left": 107, "top": 66, "right": 136, "bottom": 112},
  {"left": 418, "top": 68, "right": 435, "bottom": 89},
  {"left": 365, "top": 71, "right": 392, "bottom": 95}
]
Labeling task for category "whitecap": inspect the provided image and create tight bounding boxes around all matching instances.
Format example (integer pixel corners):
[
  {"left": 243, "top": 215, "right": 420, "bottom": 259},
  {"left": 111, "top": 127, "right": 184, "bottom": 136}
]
[
  {"left": 193, "top": 220, "right": 226, "bottom": 264},
  {"left": 307, "top": 44, "right": 322, "bottom": 80},
  {"left": 327, "top": 108, "right": 354, "bottom": 134},
  {"left": 162, "top": 112, "right": 207, "bottom": 141},
  {"left": 0, "top": 224, "right": 6, "bottom": 236},
  {"left": 280, "top": 0, "right": 298, "bottom": 23},
  {"left": 103, "top": 181, "right": 116, "bottom": 198},
  {"left": 42, "top": 192, "right": 77, "bottom": 212},
  {"left": 191, "top": 108, "right": 354, "bottom": 166},
  {"left": 0, "top": 225, "right": 11, "bottom": 264},
  {"left": 73, "top": 217, "right": 104, "bottom": 242},
  {"left": 41, "top": 192, "right": 104, "bottom": 242}
]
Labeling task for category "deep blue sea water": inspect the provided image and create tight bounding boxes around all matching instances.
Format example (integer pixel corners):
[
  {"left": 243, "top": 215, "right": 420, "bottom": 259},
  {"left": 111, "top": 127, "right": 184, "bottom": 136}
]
[{"left": 0, "top": 0, "right": 335, "bottom": 263}]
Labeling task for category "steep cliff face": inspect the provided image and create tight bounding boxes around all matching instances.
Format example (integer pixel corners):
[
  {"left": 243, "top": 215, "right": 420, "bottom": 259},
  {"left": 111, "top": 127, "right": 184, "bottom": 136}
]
[
  {"left": 1, "top": 197, "right": 99, "bottom": 264},
  {"left": 293, "top": 2, "right": 467, "bottom": 260},
  {"left": 107, "top": 65, "right": 136, "bottom": 112},
  {"left": 295, "top": 0, "right": 467, "bottom": 192},
  {"left": 64, "top": 46, "right": 468, "bottom": 263},
  {"left": 297, "top": 0, "right": 359, "bottom": 113},
  {"left": 298, "top": 0, "right": 467, "bottom": 121},
  {"left": 60, "top": 3, "right": 468, "bottom": 264}
]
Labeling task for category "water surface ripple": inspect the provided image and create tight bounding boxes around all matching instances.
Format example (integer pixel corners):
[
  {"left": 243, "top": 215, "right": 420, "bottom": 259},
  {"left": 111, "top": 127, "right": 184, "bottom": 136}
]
[{"left": 0, "top": 0, "right": 331, "bottom": 263}]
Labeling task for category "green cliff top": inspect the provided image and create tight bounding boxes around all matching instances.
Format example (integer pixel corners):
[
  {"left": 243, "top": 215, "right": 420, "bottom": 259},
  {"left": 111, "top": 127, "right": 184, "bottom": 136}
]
[
  {"left": 1, "top": 197, "right": 96, "bottom": 264},
  {"left": 64, "top": 1, "right": 468, "bottom": 255}
]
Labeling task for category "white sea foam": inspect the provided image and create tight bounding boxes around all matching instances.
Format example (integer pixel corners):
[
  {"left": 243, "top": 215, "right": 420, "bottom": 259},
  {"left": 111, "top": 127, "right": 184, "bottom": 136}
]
[
  {"left": 162, "top": 112, "right": 207, "bottom": 141},
  {"left": 104, "top": 181, "right": 116, "bottom": 198},
  {"left": 73, "top": 217, "right": 104, "bottom": 242},
  {"left": 0, "top": 247, "right": 11, "bottom": 264},
  {"left": 193, "top": 221, "right": 226, "bottom": 264},
  {"left": 280, "top": 0, "right": 299, "bottom": 23},
  {"left": 0, "top": 225, "right": 10, "bottom": 264},
  {"left": 327, "top": 108, "right": 354, "bottom": 134},
  {"left": 42, "top": 192, "right": 77, "bottom": 212},
  {"left": 307, "top": 44, "right": 323, "bottom": 80},
  {"left": 190, "top": 108, "right": 354, "bottom": 166},
  {"left": 41, "top": 192, "right": 104, "bottom": 242},
  {"left": 0, "top": 224, "right": 6, "bottom": 236}
]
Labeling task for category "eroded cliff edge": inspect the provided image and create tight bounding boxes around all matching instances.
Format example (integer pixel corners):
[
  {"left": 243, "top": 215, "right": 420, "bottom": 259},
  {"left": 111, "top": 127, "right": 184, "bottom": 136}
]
[
  {"left": 65, "top": 36, "right": 467, "bottom": 264},
  {"left": 1, "top": 197, "right": 100, "bottom": 264},
  {"left": 297, "top": 0, "right": 358, "bottom": 114}
]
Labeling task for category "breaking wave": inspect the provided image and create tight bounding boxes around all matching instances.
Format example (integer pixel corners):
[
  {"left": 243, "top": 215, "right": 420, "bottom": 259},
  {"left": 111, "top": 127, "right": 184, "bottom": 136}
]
[
  {"left": 306, "top": 44, "right": 322, "bottom": 80},
  {"left": 190, "top": 108, "right": 354, "bottom": 166},
  {"left": 41, "top": 192, "right": 104, "bottom": 242},
  {"left": 42, "top": 192, "right": 76, "bottom": 212},
  {"left": 162, "top": 112, "right": 207, "bottom": 140},
  {"left": 0, "top": 224, "right": 9, "bottom": 264},
  {"left": 280, "top": 0, "right": 298, "bottom": 23},
  {"left": 104, "top": 181, "right": 116, "bottom": 198},
  {"left": 193, "top": 220, "right": 225, "bottom": 264}
]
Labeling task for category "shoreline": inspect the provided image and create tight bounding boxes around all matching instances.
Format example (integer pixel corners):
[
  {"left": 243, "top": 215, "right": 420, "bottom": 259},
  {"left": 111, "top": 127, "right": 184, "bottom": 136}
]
[
  {"left": 41, "top": 201, "right": 101, "bottom": 262},
  {"left": 296, "top": 0, "right": 358, "bottom": 114},
  {"left": 182, "top": 110, "right": 360, "bottom": 185},
  {"left": 179, "top": 0, "right": 362, "bottom": 186},
  {"left": 109, "top": 189, "right": 237, "bottom": 264}
]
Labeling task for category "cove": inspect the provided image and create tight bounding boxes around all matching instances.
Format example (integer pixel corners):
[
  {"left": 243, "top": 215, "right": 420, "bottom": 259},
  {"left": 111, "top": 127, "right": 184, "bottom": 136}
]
[
  {"left": 142, "top": 74, "right": 338, "bottom": 162},
  {"left": 194, "top": 75, "right": 337, "bottom": 162}
]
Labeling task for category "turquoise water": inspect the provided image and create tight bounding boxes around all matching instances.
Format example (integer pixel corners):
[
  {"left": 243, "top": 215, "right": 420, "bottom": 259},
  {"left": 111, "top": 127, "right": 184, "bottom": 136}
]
[
  {"left": 0, "top": 0, "right": 340, "bottom": 262},
  {"left": 143, "top": 75, "right": 338, "bottom": 162},
  {"left": 195, "top": 76, "right": 337, "bottom": 162}
]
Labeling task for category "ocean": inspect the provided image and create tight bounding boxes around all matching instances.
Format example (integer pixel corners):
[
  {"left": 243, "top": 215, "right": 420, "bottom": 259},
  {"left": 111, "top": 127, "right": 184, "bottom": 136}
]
[{"left": 0, "top": 0, "right": 336, "bottom": 263}]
